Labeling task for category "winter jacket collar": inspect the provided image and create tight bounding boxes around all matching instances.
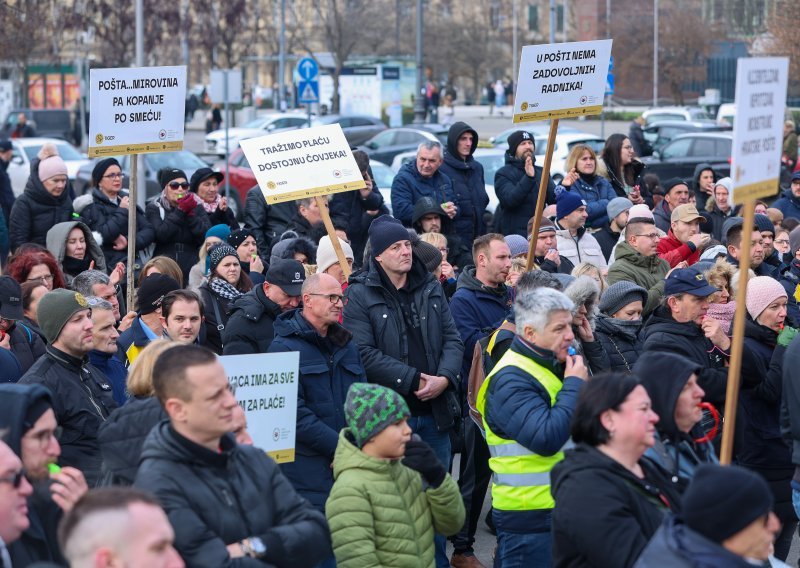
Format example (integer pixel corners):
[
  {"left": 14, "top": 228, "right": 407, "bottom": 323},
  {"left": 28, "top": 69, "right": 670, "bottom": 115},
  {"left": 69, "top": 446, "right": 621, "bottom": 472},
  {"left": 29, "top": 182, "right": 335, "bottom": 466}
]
[
  {"left": 0, "top": 383, "right": 52, "bottom": 455},
  {"left": 45, "top": 345, "right": 87, "bottom": 370},
  {"left": 595, "top": 313, "right": 641, "bottom": 341},
  {"left": 555, "top": 218, "right": 587, "bottom": 240},
  {"left": 141, "top": 420, "right": 235, "bottom": 469},
  {"left": 644, "top": 305, "right": 704, "bottom": 339},
  {"left": 398, "top": 159, "right": 448, "bottom": 186},
  {"left": 638, "top": 352, "right": 703, "bottom": 438},
  {"left": 455, "top": 266, "right": 508, "bottom": 299},
  {"left": 332, "top": 428, "right": 404, "bottom": 480},
  {"left": 229, "top": 283, "right": 282, "bottom": 323},
  {"left": 615, "top": 242, "right": 665, "bottom": 270},
  {"left": 743, "top": 317, "right": 777, "bottom": 347},
  {"left": 355, "top": 253, "right": 432, "bottom": 295},
  {"left": 273, "top": 308, "right": 353, "bottom": 349},
  {"left": 510, "top": 335, "right": 565, "bottom": 378}
]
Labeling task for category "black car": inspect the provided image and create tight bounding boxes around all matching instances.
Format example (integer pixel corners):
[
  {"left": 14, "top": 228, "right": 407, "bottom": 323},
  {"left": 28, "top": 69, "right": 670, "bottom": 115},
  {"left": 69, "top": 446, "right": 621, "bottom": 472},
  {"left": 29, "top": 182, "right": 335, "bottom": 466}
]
[
  {"left": 360, "top": 126, "right": 449, "bottom": 166},
  {"left": 641, "top": 132, "right": 732, "bottom": 183},
  {"left": 643, "top": 121, "right": 731, "bottom": 154},
  {"left": 309, "top": 114, "right": 387, "bottom": 146}
]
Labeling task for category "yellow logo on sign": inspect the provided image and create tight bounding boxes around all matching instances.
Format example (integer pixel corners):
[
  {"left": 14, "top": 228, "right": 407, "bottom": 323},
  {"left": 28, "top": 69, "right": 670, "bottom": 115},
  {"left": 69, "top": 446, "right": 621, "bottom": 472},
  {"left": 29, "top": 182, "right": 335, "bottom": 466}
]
[
  {"left": 521, "top": 102, "right": 529, "bottom": 111},
  {"left": 95, "top": 133, "right": 104, "bottom": 144},
  {"left": 266, "top": 181, "right": 277, "bottom": 190}
]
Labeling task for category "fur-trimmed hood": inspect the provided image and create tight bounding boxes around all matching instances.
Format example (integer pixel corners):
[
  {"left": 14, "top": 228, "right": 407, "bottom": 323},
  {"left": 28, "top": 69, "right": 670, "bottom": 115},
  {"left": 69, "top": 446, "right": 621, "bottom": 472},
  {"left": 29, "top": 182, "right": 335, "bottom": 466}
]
[{"left": 564, "top": 275, "right": 600, "bottom": 331}]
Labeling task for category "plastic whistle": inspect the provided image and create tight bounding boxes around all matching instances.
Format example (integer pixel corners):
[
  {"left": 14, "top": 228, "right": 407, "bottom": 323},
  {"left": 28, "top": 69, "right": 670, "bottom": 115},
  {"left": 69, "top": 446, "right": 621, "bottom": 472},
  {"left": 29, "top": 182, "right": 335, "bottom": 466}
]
[{"left": 48, "top": 463, "right": 61, "bottom": 475}]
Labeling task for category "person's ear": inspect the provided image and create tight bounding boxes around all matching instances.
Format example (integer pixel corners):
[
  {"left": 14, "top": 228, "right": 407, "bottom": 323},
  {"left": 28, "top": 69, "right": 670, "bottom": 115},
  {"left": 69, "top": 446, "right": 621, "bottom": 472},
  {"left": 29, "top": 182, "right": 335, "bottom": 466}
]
[{"left": 164, "top": 397, "right": 188, "bottom": 423}]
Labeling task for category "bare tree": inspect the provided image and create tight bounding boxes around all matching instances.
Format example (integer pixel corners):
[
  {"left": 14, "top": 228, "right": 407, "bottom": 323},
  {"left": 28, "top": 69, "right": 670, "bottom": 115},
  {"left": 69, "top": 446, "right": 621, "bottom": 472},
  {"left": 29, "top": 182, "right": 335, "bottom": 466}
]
[{"left": 760, "top": 1, "right": 800, "bottom": 99}]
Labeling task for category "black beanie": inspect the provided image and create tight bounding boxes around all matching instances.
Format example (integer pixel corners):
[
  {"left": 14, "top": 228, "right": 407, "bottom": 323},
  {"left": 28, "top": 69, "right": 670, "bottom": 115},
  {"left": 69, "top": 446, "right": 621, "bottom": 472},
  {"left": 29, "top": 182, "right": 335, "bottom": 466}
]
[
  {"left": 682, "top": 464, "right": 773, "bottom": 544},
  {"left": 228, "top": 228, "right": 253, "bottom": 249},
  {"left": 136, "top": 274, "right": 181, "bottom": 315},
  {"left": 91, "top": 158, "right": 121, "bottom": 187},
  {"left": 753, "top": 214, "right": 774, "bottom": 236},
  {"left": 507, "top": 130, "right": 534, "bottom": 156},
  {"left": 413, "top": 241, "right": 442, "bottom": 272},
  {"left": 369, "top": 215, "right": 411, "bottom": 256},
  {"left": 157, "top": 167, "right": 188, "bottom": 188}
]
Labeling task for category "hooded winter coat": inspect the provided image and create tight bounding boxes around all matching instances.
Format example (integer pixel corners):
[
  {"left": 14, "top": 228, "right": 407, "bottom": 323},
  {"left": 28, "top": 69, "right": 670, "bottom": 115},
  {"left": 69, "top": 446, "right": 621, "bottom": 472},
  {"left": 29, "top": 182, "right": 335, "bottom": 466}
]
[
  {"left": 555, "top": 175, "right": 617, "bottom": 229},
  {"left": 493, "top": 152, "right": 555, "bottom": 237},
  {"left": 438, "top": 122, "right": 489, "bottom": 244},
  {"left": 135, "top": 421, "right": 331, "bottom": 568},
  {"left": 607, "top": 242, "right": 670, "bottom": 316},
  {"left": 9, "top": 156, "right": 74, "bottom": 250},
  {"left": 390, "top": 160, "right": 456, "bottom": 228},
  {"left": 243, "top": 185, "right": 296, "bottom": 259},
  {"left": 0, "top": 384, "right": 67, "bottom": 566},
  {"left": 555, "top": 221, "right": 607, "bottom": 268},
  {"left": 692, "top": 162, "right": 717, "bottom": 211},
  {"left": 551, "top": 444, "right": 681, "bottom": 568},
  {"left": 45, "top": 220, "right": 107, "bottom": 286},
  {"left": 563, "top": 276, "right": 606, "bottom": 375},
  {"left": 329, "top": 188, "right": 389, "bottom": 270},
  {"left": 7, "top": 320, "right": 45, "bottom": 375},
  {"left": 75, "top": 188, "right": 155, "bottom": 268},
  {"left": 268, "top": 310, "right": 365, "bottom": 511},
  {"left": 325, "top": 429, "right": 465, "bottom": 568},
  {"left": 773, "top": 188, "right": 800, "bottom": 222}
]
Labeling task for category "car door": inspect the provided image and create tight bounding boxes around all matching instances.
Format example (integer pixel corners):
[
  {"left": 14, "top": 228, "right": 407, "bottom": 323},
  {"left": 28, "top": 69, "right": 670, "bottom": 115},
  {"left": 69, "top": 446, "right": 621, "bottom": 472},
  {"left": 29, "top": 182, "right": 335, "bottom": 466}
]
[
  {"left": 366, "top": 130, "right": 398, "bottom": 164},
  {"left": 650, "top": 136, "right": 694, "bottom": 180},
  {"left": 347, "top": 117, "right": 384, "bottom": 145}
]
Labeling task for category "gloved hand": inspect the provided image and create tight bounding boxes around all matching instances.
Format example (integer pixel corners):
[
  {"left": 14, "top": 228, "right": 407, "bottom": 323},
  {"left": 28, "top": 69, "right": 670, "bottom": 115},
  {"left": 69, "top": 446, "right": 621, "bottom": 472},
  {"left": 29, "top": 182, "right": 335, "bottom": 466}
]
[
  {"left": 176, "top": 193, "right": 196, "bottom": 215},
  {"left": 778, "top": 325, "right": 799, "bottom": 347},
  {"left": 402, "top": 436, "right": 446, "bottom": 488}
]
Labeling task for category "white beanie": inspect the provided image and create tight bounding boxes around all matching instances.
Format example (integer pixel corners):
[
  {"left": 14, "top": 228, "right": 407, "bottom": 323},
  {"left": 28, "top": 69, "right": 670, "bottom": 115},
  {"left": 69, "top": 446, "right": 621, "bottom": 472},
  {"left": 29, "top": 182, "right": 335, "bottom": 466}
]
[
  {"left": 628, "top": 204, "right": 654, "bottom": 220},
  {"left": 317, "top": 235, "right": 354, "bottom": 274}
]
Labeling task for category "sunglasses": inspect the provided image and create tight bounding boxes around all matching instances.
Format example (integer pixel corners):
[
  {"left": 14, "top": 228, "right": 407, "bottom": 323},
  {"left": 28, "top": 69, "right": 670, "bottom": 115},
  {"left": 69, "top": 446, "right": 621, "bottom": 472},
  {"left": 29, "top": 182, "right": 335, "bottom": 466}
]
[
  {"left": 169, "top": 181, "right": 190, "bottom": 190},
  {"left": 0, "top": 468, "right": 26, "bottom": 489}
]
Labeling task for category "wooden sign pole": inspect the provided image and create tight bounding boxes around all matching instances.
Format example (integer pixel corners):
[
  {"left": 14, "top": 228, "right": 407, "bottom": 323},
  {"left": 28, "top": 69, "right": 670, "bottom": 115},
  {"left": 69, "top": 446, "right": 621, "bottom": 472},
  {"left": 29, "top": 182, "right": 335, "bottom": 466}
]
[
  {"left": 315, "top": 195, "right": 351, "bottom": 280},
  {"left": 525, "top": 119, "right": 559, "bottom": 271},
  {"left": 126, "top": 154, "right": 139, "bottom": 310},
  {"left": 719, "top": 200, "right": 755, "bottom": 465}
]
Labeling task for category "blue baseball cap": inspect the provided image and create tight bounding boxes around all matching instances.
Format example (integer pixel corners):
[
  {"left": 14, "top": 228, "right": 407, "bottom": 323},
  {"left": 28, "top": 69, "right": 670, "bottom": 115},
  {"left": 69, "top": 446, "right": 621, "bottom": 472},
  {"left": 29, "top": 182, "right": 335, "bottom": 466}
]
[
  {"left": 664, "top": 268, "right": 719, "bottom": 297},
  {"left": 792, "top": 171, "right": 800, "bottom": 182}
]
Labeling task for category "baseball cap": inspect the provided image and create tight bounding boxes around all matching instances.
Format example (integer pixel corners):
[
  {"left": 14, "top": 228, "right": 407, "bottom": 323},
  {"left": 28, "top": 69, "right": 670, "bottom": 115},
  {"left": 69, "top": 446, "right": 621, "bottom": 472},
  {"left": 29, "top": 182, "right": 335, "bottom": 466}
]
[
  {"left": 664, "top": 268, "right": 719, "bottom": 297},
  {"left": 0, "top": 140, "right": 12, "bottom": 152},
  {"left": 0, "top": 276, "right": 24, "bottom": 320},
  {"left": 670, "top": 204, "right": 705, "bottom": 224},
  {"left": 265, "top": 258, "right": 305, "bottom": 296}
]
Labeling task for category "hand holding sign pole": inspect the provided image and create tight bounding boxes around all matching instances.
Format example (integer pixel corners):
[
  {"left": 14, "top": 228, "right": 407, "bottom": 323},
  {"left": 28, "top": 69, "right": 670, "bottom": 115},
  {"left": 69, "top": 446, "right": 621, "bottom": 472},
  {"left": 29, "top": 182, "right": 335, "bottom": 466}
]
[
  {"left": 514, "top": 39, "right": 613, "bottom": 270},
  {"left": 719, "top": 56, "right": 789, "bottom": 465}
]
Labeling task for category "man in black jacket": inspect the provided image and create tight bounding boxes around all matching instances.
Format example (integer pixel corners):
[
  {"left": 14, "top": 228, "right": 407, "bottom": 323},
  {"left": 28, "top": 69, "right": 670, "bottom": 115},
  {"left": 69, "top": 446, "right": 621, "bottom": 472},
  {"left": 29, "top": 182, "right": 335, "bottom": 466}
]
[
  {"left": 134, "top": 345, "right": 330, "bottom": 567},
  {"left": 19, "top": 289, "right": 118, "bottom": 487},
  {"left": 594, "top": 197, "right": 632, "bottom": 263},
  {"left": 222, "top": 258, "right": 305, "bottom": 355},
  {"left": 0, "top": 383, "right": 88, "bottom": 566},
  {"left": 0, "top": 140, "right": 15, "bottom": 225},
  {"left": 342, "top": 214, "right": 463, "bottom": 568}
]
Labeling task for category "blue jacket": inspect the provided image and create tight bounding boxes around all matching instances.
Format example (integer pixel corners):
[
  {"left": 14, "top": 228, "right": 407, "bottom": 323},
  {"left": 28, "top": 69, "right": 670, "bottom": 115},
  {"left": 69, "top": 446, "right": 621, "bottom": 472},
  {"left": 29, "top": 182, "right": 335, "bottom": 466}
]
[
  {"left": 89, "top": 350, "right": 129, "bottom": 407},
  {"left": 493, "top": 152, "right": 555, "bottom": 237},
  {"left": 268, "top": 309, "right": 365, "bottom": 512},
  {"left": 438, "top": 122, "right": 489, "bottom": 244},
  {"left": 773, "top": 189, "right": 800, "bottom": 221},
  {"left": 555, "top": 175, "right": 616, "bottom": 229},
  {"left": 484, "top": 336, "right": 583, "bottom": 533},
  {"left": 780, "top": 260, "right": 800, "bottom": 325},
  {"left": 116, "top": 317, "right": 152, "bottom": 366},
  {"left": 390, "top": 160, "right": 455, "bottom": 227}
]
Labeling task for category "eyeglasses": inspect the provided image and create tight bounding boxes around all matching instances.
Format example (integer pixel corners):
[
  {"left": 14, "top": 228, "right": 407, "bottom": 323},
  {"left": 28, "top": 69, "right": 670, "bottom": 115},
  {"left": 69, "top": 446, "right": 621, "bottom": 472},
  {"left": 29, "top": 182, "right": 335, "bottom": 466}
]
[
  {"left": 168, "top": 181, "right": 190, "bottom": 190},
  {"left": 26, "top": 274, "right": 54, "bottom": 283},
  {"left": 775, "top": 239, "right": 790, "bottom": 245},
  {"left": 0, "top": 468, "right": 26, "bottom": 489},
  {"left": 103, "top": 172, "right": 123, "bottom": 180},
  {"left": 634, "top": 233, "right": 660, "bottom": 239},
  {"left": 25, "top": 426, "right": 62, "bottom": 448},
  {"left": 308, "top": 293, "right": 344, "bottom": 305}
]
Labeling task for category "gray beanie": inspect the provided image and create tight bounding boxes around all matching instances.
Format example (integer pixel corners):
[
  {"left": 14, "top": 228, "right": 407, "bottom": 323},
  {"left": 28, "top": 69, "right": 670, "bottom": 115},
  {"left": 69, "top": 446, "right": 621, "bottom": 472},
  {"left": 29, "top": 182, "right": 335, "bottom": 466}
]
[
  {"left": 599, "top": 281, "right": 648, "bottom": 317},
  {"left": 606, "top": 197, "right": 633, "bottom": 221},
  {"left": 37, "top": 289, "right": 91, "bottom": 344}
]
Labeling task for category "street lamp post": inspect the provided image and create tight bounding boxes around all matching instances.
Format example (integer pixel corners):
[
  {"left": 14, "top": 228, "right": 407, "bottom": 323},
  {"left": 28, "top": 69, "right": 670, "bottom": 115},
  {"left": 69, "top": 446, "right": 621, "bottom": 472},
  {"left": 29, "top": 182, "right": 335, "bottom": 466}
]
[
  {"left": 653, "top": 0, "right": 659, "bottom": 107},
  {"left": 412, "top": 0, "right": 426, "bottom": 124}
]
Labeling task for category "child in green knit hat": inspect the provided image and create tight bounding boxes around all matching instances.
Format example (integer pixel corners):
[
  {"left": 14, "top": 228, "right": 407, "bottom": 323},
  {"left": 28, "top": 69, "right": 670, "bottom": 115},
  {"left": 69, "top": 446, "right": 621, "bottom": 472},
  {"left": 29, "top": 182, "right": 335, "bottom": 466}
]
[{"left": 326, "top": 382, "right": 465, "bottom": 568}]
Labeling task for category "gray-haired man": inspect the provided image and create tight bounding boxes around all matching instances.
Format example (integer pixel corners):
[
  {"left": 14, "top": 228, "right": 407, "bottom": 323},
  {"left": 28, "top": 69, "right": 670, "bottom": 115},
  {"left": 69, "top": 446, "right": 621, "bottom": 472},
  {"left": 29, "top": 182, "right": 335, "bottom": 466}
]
[{"left": 391, "top": 141, "right": 457, "bottom": 227}]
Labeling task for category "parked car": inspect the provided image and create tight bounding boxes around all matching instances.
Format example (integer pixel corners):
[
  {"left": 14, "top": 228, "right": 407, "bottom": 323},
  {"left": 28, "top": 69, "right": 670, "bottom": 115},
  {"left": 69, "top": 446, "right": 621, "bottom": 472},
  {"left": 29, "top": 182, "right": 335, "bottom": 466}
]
[
  {"left": 212, "top": 148, "right": 257, "bottom": 213},
  {"left": 642, "top": 106, "right": 715, "bottom": 126},
  {"left": 309, "top": 115, "right": 387, "bottom": 146},
  {"left": 204, "top": 113, "right": 310, "bottom": 156},
  {"left": 6, "top": 138, "right": 89, "bottom": 196},
  {"left": 717, "top": 103, "right": 736, "bottom": 127},
  {"left": 1, "top": 109, "right": 77, "bottom": 145},
  {"left": 643, "top": 121, "right": 731, "bottom": 154},
  {"left": 370, "top": 160, "right": 396, "bottom": 214},
  {"left": 361, "top": 126, "right": 449, "bottom": 166},
  {"left": 640, "top": 132, "right": 732, "bottom": 182}
]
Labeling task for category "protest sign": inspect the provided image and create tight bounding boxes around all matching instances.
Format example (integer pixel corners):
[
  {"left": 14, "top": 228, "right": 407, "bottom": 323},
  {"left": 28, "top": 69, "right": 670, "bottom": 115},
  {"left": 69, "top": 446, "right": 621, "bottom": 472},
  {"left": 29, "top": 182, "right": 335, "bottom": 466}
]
[
  {"left": 513, "top": 39, "right": 613, "bottom": 123},
  {"left": 730, "top": 57, "right": 789, "bottom": 203},
  {"left": 221, "top": 352, "right": 300, "bottom": 463},
  {"left": 239, "top": 123, "right": 366, "bottom": 204},
  {"left": 88, "top": 65, "right": 187, "bottom": 158}
]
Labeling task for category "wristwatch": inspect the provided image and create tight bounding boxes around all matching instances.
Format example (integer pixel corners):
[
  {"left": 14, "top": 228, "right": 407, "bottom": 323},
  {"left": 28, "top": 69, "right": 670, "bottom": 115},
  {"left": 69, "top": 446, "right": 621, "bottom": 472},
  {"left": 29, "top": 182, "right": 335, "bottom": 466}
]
[{"left": 241, "top": 537, "right": 267, "bottom": 559}]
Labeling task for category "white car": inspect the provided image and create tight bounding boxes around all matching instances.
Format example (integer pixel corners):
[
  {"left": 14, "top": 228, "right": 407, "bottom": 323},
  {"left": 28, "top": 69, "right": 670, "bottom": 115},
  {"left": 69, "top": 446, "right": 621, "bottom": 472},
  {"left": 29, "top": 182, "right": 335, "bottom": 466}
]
[
  {"left": 642, "top": 106, "right": 715, "bottom": 125},
  {"left": 204, "top": 113, "right": 309, "bottom": 156},
  {"left": 7, "top": 138, "right": 90, "bottom": 197}
]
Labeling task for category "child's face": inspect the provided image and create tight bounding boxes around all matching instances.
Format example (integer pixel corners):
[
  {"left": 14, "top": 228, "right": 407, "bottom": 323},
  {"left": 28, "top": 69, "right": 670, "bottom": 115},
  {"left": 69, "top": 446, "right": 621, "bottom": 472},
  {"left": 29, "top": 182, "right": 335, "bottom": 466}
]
[{"left": 363, "top": 418, "right": 412, "bottom": 460}]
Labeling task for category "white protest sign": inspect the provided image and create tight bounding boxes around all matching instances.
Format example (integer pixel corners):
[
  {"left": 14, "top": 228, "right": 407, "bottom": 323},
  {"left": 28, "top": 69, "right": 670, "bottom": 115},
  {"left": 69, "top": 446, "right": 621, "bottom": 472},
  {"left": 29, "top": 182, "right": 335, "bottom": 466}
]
[
  {"left": 239, "top": 123, "right": 367, "bottom": 204},
  {"left": 88, "top": 65, "right": 187, "bottom": 158},
  {"left": 730, "top": 57, "right": 789, "bottom": 203},
  {"left": 513, "top": 39, "right": 613, "bottom": 123},
  {"left": 221, "top": 352, "right": 299, "bottom": 463}
]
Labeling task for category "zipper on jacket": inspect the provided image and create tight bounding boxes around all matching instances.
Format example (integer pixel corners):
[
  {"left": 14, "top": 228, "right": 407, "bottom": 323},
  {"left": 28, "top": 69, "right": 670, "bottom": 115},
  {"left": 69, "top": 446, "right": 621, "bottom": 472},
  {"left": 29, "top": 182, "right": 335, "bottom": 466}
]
[{"left": 80, "top": 369, "right": 107, "bottom": 421}]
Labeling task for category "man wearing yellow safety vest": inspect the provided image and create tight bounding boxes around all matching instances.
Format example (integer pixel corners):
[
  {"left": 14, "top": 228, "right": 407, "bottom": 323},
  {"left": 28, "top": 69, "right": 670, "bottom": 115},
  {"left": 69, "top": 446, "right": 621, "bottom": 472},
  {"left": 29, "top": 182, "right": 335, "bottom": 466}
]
[{"left": 476, "top": 286, "right": 588, "bottom": 567}]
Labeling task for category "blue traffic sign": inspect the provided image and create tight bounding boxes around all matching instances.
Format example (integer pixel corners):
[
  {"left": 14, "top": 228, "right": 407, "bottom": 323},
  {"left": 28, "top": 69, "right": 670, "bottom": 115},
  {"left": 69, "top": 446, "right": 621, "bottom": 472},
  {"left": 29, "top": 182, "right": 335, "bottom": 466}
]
[
  {"left": 606, "top": 56, "right": 615, "bottom": 96},
  {"left": 297, "top": 57, "right": 319, "bottom": 81},
  {"left": 298, "top": 80, "right": 319, "bottom": 104}
]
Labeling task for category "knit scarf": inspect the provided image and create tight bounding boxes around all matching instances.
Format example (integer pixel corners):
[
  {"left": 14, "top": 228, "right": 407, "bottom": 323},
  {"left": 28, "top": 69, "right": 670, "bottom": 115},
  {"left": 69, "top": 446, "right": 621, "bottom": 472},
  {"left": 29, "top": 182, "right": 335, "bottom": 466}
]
[
  {"left": 209, "top": 277, "right": 243, "bottom": 301},
  {"left": 201, "top": 194, "right": 223, "bottom": 214}
]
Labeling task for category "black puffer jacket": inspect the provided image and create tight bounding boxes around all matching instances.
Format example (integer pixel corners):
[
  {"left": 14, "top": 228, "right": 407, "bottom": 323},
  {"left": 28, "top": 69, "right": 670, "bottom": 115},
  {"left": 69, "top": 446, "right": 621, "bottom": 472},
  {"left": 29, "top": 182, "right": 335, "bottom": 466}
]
[
  {"left": 493, "top": 152, "right": 555, "bottom": 237},
  {"left": 134, "top": 421, "right": 331, "bottom": 568},
  {"left": 593, "top": 314, "right": 644, "bottom": 373},
  {"left": 198, "top": 281, "right": 238, "bottom": 355},
  {"left": 329, "top": 189, "right": 388, "bottom": 269},
  {"left": 221, "top": 284, "right": 283, "bottom": 355},
  {"left": 18, "top": 346, "right": 118, "bottom": 487},
  {"left": 145, "top": 198, "right": 210, "bottom": 285},
  {"left": 8, "top": 320, "right": 46, "bottom": 375},
  {"left": 9, "top": 157, "right": 74, "bottom": 250},
  {"left": 97, "top": 396, "right": 166, "bottom": 486},
  {"left": 243, "top": 185, "right": 296, "bottom": 259},
  {"left": 76, "top": 188, "right": 155, "bottom": 268}
]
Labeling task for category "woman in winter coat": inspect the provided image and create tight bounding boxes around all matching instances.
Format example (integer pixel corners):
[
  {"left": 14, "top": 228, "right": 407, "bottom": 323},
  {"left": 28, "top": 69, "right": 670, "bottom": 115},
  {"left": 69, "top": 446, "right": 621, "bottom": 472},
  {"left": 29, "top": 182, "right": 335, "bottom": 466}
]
[
  {"left": 9, "top": 143, "right": 73, "bottom": 250},
  {"left": 76, "top": 157, "right": 155, "bottom": 270},
  {"left": 555, "top": 144, "right": 617, "bottom": 229},
  {"left": 189, "top": 167, "right": 237, "bottom": 229},
  {"left": 599, "top": 133, "right": 650, "bottom": 207},
  {"left": 46, "top": 221, "right": 107, "bottom": 286},
  {"left": 563, "top": 276, "right": 606, "bottom": 375},
  {"left": 704, "top": 259, "right": 736, "bottom": 333},
  {"left": 551, "top": 373, "right": 681, "bottom": 568},
  {"left": 593, "top": 281, "right": 647, "bottom": 373},
  {"left": 145, "top": 167, "right": 211, "bottom": 285},
  {"left": 738, "top": 276, "right": 798, "bottom": 562},
  {"left": 227, "top": 228, "right": 266, "bottom": 286},
  {"left": 197, "top": 243, "right": 253, "bottom": 354},
  {"left": 187, "top": 224, "right": 231, "bottom": 291}
]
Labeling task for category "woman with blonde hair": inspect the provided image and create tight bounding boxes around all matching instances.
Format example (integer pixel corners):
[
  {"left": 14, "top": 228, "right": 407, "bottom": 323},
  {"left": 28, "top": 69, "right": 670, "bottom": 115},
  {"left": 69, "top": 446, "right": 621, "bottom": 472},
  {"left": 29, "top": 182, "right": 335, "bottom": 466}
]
[
  {"left": 555, "top": 144, "right": 617, "bottom": 229},
  {"left": 97, "top": 340, "right": 180, "bottom": 485},
  {"left": 419, "top": 231, "right": 457, "bottom": 297},
  {"left": 138, "top": 255, "right": 184, "bottom": 288},
  {"left": 572, "top": 261, "right": 607, "bottom": 295}
]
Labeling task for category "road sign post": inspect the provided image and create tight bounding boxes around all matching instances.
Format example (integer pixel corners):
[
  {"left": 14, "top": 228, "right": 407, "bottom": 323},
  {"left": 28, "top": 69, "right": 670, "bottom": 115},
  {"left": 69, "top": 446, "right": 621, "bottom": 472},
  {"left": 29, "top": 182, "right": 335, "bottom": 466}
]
[{"left": 297, "top": 57, "right": 319, "bottom": 128}]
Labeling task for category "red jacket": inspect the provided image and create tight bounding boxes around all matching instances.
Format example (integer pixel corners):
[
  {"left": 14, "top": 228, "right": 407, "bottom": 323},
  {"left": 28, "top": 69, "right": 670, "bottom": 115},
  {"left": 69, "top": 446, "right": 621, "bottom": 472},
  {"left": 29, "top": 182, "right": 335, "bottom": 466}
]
[{"left": 657, "top": 229, "right": 700, "bottom": 267}]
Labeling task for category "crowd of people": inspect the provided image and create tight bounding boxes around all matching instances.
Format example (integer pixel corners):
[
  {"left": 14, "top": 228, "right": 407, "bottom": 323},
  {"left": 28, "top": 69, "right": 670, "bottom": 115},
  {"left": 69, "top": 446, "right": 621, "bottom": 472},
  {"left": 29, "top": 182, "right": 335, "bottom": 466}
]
[{"left": 1, "top": 117, "right": 800, "bottom": 568}]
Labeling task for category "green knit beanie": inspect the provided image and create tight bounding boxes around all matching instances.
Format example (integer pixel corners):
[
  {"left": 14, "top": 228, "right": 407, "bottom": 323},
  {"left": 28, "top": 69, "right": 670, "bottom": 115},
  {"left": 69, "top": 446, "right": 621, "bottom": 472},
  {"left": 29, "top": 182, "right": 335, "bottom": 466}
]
[
  {"left": 344, "top": 383, "right": 410, "bottom": 448},
  {"left": 37, "top": 289, "right": 91, "bottom": 344}
]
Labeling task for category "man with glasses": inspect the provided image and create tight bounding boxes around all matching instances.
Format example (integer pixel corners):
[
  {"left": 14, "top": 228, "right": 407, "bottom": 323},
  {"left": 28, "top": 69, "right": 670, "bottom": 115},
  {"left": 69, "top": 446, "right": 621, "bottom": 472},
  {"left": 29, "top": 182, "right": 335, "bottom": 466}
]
[
  {"left": 0, "top": 437, "right": 33, "bottom": 567},
  {"left": 607, "top": 216, "right": 673, "bottom": 317},
  {"left": 268, "top": 274, "right": 364, "bottom": 527},
  {"left": 222, "top": 258, "right": 305, "bottom": 355},
  {"left": 0, "top": 383, "right": 88, "bottom": 565},
  {"left": 19, "top": 289, "right": 118, "bottom": 487}
]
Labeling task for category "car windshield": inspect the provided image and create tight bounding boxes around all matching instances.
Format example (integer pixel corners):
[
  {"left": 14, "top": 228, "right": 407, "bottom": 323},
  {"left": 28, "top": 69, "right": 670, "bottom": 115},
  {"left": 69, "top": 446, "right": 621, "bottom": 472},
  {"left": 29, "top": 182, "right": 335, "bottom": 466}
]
[
  {"left": 146, "top": 151, "right": 208, "bottom": 171},
  {"left": 371, "top": 163, "right": 395, "bottom": 187},
  {"left": 22, "top": 142, "right": 83, "bottom": 161},
  {"left": 474, "top": 154, "right": 506, "bottom": 185}
]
